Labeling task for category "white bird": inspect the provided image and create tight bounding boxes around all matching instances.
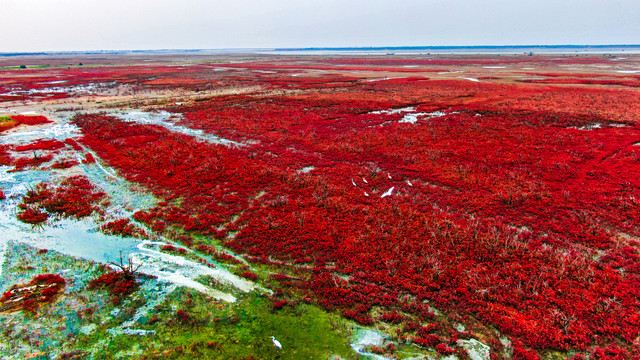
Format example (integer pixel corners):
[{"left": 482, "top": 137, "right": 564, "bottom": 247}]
[
  {"left": 271, "top": 336, "right": 282, "bottom": 349},
  {"left": 380, "top": 186, "right": 395, "bottom": 198}
]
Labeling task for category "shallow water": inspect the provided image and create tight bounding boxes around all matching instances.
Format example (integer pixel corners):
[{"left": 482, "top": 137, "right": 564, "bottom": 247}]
[{"left": 350, "top": 328, "right": 390, "bottom": 360}]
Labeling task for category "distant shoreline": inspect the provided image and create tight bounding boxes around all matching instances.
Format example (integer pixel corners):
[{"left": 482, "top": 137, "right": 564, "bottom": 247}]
[{"left": 2, "top": 44, "right": 640, "bottom": 57}]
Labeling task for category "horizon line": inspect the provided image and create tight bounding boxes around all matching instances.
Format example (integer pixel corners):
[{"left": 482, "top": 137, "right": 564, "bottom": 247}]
[{"left": 2, "top": 44, "right": 640, "bottom": 56}]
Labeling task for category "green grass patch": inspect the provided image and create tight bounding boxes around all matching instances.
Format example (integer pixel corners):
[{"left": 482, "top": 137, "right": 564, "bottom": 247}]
[{"left": 75, "top": 288, "right": 361, "bottom": 360}]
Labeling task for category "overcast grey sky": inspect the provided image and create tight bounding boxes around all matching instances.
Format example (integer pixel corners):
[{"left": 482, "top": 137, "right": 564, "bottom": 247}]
[{"left": 2, "top": 0, "right": 639, "bottom": 52}]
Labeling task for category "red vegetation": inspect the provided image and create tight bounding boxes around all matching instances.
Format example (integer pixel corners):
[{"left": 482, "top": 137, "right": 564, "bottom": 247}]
[
  {"left": 238, "top": 271, "right": 258, "bottom": 281},
  {"left": 10, "top": 115, "right": 52, "bottom": 126},
  {"left": 380, "top": 311, "right": 407, "bottom": 324},
  {"left": 12, "top": 153, "right": 53, "bottom": 169},
  {"left": 519, "top": 78, "right": 640, "bottom": 88},
  {"left": 64, "top": 138, "right": 83, "bottom": 150},
  {"left": 195, "top": 245, "right": 243, "bottom": 264},
  {"left": 14, "top": 139, "right": 66, "bottom": 152},
  {"left": 82, "top": 153, "right": 96, "bottom": 164},
  {"left": 0, "top": 118, "right": 17, "bottom": 133},
  {"left": 17, "top": 176, "right": 105, "bottom": 220},
  {"left": 0, "top": 274, "right": 65, "bottom": 313},
  {"left": 51, "top": 56, "right": 640, "bottom": 356},
  {"left": 160, "top": 244, "right": 187, "bottom": 254},
  {"left": 370, "top": 344, "right": 396, "bottom": 355},
  {"left": 272, "top": 299, "right": 293, "bottom": 310},
  {"left": 17, "top": 208, "right": 49, "bottom": 224},
  {"left": 100, "top": 218, "right": 147, "bottom": 238},
  {"left": 88, "top": 271, "right": 137, "bottom": 303},
  {"left": 51, "top": 159, "right": 80, "bottom": 169},
  {"left": 435, "top": 343, "right": 456, "bottom": 355},
  {"left": 176, "top": 309, "right": 191, "bottom": 323},
  {"left": 0, "top": 144, "right": 11, "bottom": 165}
]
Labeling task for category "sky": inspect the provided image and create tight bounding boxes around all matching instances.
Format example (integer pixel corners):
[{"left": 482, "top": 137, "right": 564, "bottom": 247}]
[{"left": 2, "top": 0, "right": 640, "bottom": 52}]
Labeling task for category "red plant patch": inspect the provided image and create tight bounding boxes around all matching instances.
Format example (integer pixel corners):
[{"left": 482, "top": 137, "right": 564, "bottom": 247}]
[
  {"left": 63, "top": 138, "right": 83, "bottom": 150},
  {"left": 10, "top": 115, "right": 52, "bottom": 126},
  {"left": 14, "top": 139, "right": 66, "bottom": 152},
  {"left": 0, "top": 274, "right": 65, "bottom": 313},
  {"left": 17, "top": 208, "right": 49, "bottom": 224},
  {"left": 160, "top": 244, "right": 187, "bottom": 254},
  {"left": 88, "top": 271, "right": 137, "bottom": 304},
  {"left": 82, "top": 153, "right": 96, "bottom": 164},
  {"left": 0, "top": 144, "right": 11, "bottom": 165},
  {"left": 51, "top": 159, "right": 80, "bottom": 169},
  {"left": 12, "top": 153, "right": 53, "bottom": 170},
  {"left": 17, "top": 176, "right": 105, "bottom": 220},
  {"left": 100, "top": 218, "right": 147, "bottom": 238},
  {"left": 61, "top": 57, "right": 640, "bottom": 356},
  {"left": 238, "top": 271, "right": 258, "bottom": 281}
]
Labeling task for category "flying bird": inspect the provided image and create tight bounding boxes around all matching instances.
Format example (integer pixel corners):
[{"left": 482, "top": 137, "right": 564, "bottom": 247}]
[{"left": 271, "top": 336, "right": 282, "bottom": 349}]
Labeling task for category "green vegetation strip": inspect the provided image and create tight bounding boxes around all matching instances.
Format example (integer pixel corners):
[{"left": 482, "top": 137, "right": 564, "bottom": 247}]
[{"left": 76, "top": 289, "right": 360, "bottom": 359}]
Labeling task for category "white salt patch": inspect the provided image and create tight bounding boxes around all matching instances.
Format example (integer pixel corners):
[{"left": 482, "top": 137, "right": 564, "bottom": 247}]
[
  {"left": 122, "top": 329, "right": 156, "bottom": 336},
  {"left": 351, "top": 329, "right": 387, "bottom": 360},
  {"left": 369, "top": 106, "right": 416, "bottom": 115},
  {"left": 399, "top": 110, "right": 449, "bottom": 124},
  {"left": 574, "top": 123, "right": 629, "bottom": 131},
  {"left": 1, "top": 123, "right": 81, "bottom": 145},
  {"left": 37, "top": 80, "right": 68, "bottom": 85},
  {"left": 370, "top": 106, "right": 451, "bottom": 125},
  {"left": 297, "top": 166, "right": 315, "bottom": 174},
  {"left": 460, "top": 77, "right": 480, "bottom": 82},
  {"left": 458, "top": 339, "right": 491, "bottom": 360},
  {"left": 483, "top": 66, "right": 506, "bottom": 69},
  {"left": 616, "top": 70, "right": 640, "bottom": 73},
  {"left": 0, "top": 166, "right": 16, "bottom": 183},
  {"left": 79, "top": 324, "right": 97, "bottom": 335},
  {"left": 399, "top": 113, "right": 420, "bottom": 124},
  {"left": 115, "top": 110, "right": 244, "bottom": 148},
  {"left": 576, "top": 123, "right": 603, "bottom": 130},
  {"left": 136, "top": 240, "right": 256, "bottom": 296}
]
